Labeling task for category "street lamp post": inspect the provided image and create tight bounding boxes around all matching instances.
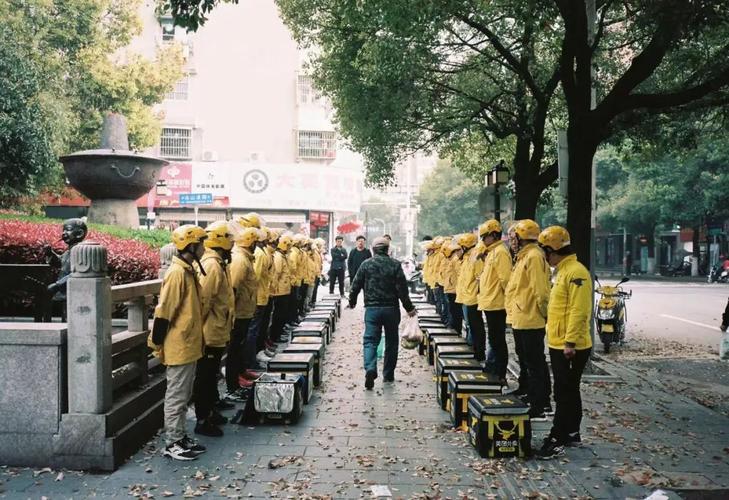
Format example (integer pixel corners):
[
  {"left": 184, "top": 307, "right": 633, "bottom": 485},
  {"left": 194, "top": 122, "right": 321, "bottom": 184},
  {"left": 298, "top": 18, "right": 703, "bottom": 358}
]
[{"left": 485, "top": 160, "right": 510, "bottom": 222}]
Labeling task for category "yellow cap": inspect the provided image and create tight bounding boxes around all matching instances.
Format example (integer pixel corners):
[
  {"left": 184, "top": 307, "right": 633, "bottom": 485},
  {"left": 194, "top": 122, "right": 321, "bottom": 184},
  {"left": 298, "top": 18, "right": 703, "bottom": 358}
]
[
  {"left": 478, "top": 219, "right": 502, "bottom": 237},
  {"left": 204, "top": 221, "right": 233, "bottom": 251},
  {"left": 514, "top": 219, "right": 540, "bottom": 241},
  {"left": 538, "top": 226, "right": 571, "bottom": 251},
  {"left": 172, "top": 224, "right": 207, "bottom": 251}
]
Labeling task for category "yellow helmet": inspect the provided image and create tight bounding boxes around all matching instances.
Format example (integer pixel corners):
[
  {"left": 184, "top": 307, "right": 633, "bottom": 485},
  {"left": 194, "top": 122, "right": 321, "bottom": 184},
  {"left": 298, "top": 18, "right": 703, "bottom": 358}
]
[
  {"left": 237, "top": 212, "right": 262, "bottom": 228},
  {"left": 538, "top": 226, "right": 571, "bottom": 251},
  {"left": 314, "top": 237, "right": 325, "bottom": 248},
  {"left": 235, "top": 227, "right": 261, "bottom": 248},
  {"left": 443, "top": 240, "right": 461, "bottom": 257},
  {"left": 172, "top": 224, "right": 207, "bottom": 251},
  {"left": 478, "top": 219, "right": 502, "bottom": 237},
  {"left": 277, "top": 234, "right": 293, "bottom": 252},
  {"left": 292, "top": 234, "right": 306, "bottom": 247},
  {"left": 257, "top": 226, "right": 272, "bottom": 243},
  {"left": 432, "top": 236, "right": 444, "bottom": 249},
  {"left": 204, "top": 221, "right": 233, "bottom": 251},
  {"left": 457, "top": 232, "right": 478, "bottom": 249},
  {"left": 514, "top": 219, "right": 540, "bottom": 241}
]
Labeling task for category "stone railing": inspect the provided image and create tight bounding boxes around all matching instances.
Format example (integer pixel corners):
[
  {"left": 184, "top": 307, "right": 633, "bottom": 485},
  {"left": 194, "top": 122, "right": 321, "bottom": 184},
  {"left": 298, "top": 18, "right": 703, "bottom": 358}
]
[{"left": 0, "top": 241, "right": 167, "bottom": 471}]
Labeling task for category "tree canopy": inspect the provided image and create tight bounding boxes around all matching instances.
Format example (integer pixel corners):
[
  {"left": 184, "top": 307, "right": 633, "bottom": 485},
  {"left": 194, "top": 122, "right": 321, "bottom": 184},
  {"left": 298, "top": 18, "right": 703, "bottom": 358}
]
[{"left": 0, "top": 0, "right": 184, "bottom": 205}]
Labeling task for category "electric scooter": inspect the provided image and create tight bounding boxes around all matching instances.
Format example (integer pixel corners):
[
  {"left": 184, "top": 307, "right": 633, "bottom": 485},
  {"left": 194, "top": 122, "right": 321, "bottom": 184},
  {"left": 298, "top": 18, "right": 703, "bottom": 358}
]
[{"left": 594, "top": 276, "right": 632, "bottom": 353}]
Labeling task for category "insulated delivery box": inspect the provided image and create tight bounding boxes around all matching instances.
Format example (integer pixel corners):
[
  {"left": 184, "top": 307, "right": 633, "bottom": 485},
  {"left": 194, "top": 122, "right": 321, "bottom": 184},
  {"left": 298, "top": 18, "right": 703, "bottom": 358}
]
[
  {"left": 292, "top": 323, "right": 328, "bottom": 344},
  {"left": 448, "top": 371, "right": 503, "bottom": 429},
  {"left": 314, "top": 302, "right": 339, "bottom": 319},
  {"left": 467, "top": 395, "right": 531, "bottom": 458},
  {"left": 250, "top": 372, "right": 305, "bottom": 425},
  {"left": 429, "top": 335, "right": 468, "bottom": 366},
  {"left": 267, "top": 353, "right": 316, "bottom": 403},
  {"left": 434, "top": 344, "right": 475, "bottom": 368},
  {"left": 435, "top": 358, "right": 482, "bottom": 410},
  {"left": 421, "top": 326, "right": 459, "bottom": 357},
  {"left": 297, "top": 320, "right": 330, "bottom": 343},
  {"left": 282, "top": 341, "right": 325, "bottom": 387},
  {"left": 305, "top": 310, "right": 336, "bottom": 332}
]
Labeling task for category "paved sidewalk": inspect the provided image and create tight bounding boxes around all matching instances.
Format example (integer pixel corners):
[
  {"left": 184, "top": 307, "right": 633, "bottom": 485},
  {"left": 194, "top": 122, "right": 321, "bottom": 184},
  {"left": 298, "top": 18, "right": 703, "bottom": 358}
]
[{"left": 2, "top": 305, "right": 729, "bottom": 499}]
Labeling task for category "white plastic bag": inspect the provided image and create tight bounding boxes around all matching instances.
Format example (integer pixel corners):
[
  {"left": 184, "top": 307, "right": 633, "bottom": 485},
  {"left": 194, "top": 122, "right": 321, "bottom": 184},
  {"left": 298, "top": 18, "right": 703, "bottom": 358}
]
[{"left": 400, "top": 314, "right": 423, "bottom": 349}]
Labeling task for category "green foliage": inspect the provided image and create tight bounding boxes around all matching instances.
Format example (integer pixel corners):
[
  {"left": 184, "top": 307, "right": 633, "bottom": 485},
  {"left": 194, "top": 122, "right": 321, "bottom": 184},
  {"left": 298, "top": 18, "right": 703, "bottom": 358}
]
[
  {"left": 0, "top": 213, "right": 170, "bottom": 248},
  {"left": 0, "top": 0, "right": 184, "bottom": 206},
  {"left": 158, "top": 0, "right": 238, "bottom": 31},
  {"left": 416, "top": 162, "right": 482, "bottom": 238}
]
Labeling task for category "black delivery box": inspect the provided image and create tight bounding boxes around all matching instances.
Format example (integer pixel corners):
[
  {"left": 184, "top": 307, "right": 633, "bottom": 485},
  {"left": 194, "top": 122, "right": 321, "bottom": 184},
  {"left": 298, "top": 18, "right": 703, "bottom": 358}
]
[
  {"left": 267, "top": 353, "right": 316, "bottom": 404},
  {"left": 467, "top": 395, "right": 531, "bottom": 458},
  {"left": 447, "top": 371, "right": 503, "bottom": 429}
]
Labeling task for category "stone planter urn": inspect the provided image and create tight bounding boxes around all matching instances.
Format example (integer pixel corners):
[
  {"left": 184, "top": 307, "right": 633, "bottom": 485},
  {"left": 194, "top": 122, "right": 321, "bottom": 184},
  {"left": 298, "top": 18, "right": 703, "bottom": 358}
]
[{"left": 60, "top": 113, "right": 169, "bottom": 228}]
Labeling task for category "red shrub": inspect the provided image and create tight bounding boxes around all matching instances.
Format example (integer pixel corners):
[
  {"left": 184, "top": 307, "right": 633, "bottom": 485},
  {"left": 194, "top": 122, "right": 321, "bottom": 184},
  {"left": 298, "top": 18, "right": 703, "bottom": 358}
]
[{"left": 0, "top": 219, "right": 159, "bottom": 284}]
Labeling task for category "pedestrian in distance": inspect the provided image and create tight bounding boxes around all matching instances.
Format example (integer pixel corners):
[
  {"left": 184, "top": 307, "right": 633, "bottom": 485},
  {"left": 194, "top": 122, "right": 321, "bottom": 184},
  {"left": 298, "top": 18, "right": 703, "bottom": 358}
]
[
  {"left": 347, "top": 235, "right": 373, "bottom": 282},
  {"left": 504, "top": 219, "right": 553, "bottom": 420},
  {"left": 348, "top": 236, "right": 417, "bottom": 389},
  {"left": 535, "top": 226, "right": 593, "bottom": 459},
  {"left": 329, "top": 235, "right": 348, "bottom": 296},
  {"left": 149, "top": 225, "right": 208, "bottom": 461},
  {"left": 193, "top": 221, "right": 235, "bottom": 438},
  {"left": 477, "top": 219, "right": 512, "bottom": 381}
]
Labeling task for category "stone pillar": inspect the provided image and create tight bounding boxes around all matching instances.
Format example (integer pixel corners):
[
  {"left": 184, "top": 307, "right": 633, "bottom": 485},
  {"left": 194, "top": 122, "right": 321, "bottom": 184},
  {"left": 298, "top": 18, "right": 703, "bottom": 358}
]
[
  {"left": 66, "top": 242, "right": 112, "bottom": 414},
  {"left": 159, "top": 243, "right": 176, "bottom": 279}
]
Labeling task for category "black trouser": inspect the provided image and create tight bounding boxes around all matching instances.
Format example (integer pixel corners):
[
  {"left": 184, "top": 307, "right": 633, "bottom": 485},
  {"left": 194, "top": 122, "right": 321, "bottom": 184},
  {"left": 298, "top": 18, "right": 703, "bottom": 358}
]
[
  {"left": 446, "top": 293, "right": 462, "bottom": 334},
  {"left": 513, "top": 328, "right": 551, "bottom": 413},
  {"left": 465, "top": 305, "right": 486, "bottom": 361},
  {"left": 256, "top": 300, "right": 273, "bottom": 352},
  {"left": 287, "top": 287, "right": 300, "bottom": 324},
  {"left": 549, "top": 347, "right": 591, "bottom": 442},
  {"left": 270, "top": 295, "right": 289, "bottom": 343},
  {"left": 484, "top": 309, "right": 508, "bottom": 377},
  {"left": 329, "top": 268, "right": 345, "bottom": 295},
  {"left": 298, "top": 284, "right": 309, "bottom": 315},
  {"left": 513, "top": 329, "right": 529, "bottom": 391},
  {"left": 194, "top": 346, "right": 225, "bottom": 420},
  {"left": 311, "top": 277, "right": 320, "bottom": 305},
  {"left": 426, "top": 285, "right": 435, "bottom": 304},
  {"left": 226, "top": 319, "right": 250, "bottom": 392}
]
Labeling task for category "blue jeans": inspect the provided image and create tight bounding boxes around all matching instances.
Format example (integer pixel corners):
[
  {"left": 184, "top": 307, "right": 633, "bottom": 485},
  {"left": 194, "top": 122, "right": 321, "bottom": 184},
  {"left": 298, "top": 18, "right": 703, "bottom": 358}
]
[
  {"left": 462, "top": 304, "right": 472, "bottom": 345},
  {"left": 363, "top": 306, "right": 401, "bottom": 379}
]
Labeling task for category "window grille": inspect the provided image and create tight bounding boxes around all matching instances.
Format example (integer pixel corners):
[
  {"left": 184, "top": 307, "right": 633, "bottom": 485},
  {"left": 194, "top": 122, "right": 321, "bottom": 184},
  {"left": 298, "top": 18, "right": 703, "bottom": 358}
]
[
  {"left": 297, "top": 130, "right": 336, "bottom": 159},
  {"left": 166, "top": 77, "right": 189, "bottom": 100},
  {"left": 160, "top": 127, "right": 192, "bottom": 159}
]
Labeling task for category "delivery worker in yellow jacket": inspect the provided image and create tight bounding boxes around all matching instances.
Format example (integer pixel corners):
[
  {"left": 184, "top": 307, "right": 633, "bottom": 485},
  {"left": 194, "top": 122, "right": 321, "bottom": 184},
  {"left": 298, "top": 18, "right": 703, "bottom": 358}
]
[
  {"left": 504, "top": 219, "right": 552, "bottom": 419},
  {"left": 286, "top": 236, "right": 303, "bottom": 326},
  {"left": 535, "top": 226, "right": 592, "bottom": 459},
  {"left": 248, "top": 227, "right": 275, "bottom": 368},
  {"left": 192, "top": 221, "right": 234, "bottom": 438},
  {"left": 442, "top": 238, "right": 464, "bottom": 333},
  {"left": 303, "top": 240, "right": 318, "bottom": 311},
  {"left": 310, "top": 238, "right": 324, "bottom": 306},
  {"left": 149, "top": 224, "right": 206, "bottom": 461},
  {"left": 270, "top": 233, "right": 293, "bottom": 344},
  {"left": 477, "top": 219, "right": 512, "bottom": 379},
  {"left": 229, "top": 227, "right": 260, "bottom": 390},
  {"left": 454, "top": 233, "right": 484, "bottom": 358},
  {"left": 433, "top": 237, "right": 451, "bottom": 325}
]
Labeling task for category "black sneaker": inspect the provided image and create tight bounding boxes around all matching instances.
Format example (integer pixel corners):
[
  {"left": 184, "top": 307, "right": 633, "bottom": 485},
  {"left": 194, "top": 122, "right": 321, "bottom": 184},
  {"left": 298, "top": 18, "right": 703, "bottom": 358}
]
[
  {"left": 528, "top": 410, "right": 548, "bottom": 422},
  {"left": 536, "top": 436, "right": 565, "bottom": 460},
  {"left": 365, "top": 371, "right": 376, "bottom": 390},
  {"left": 163, "top": 440, "right": 198, "bottom": 461},
  {"left": 195, "top": 420, "right": 223, "bottom": 437},
  {"left": 210, "top": 411, "right": 228, "bottom": 425},
  {"left": 566, "top": 432, "right": 582, "bottom": 446},
  {"left": 383, "top": 375, "right": 395, "bottom": 383},
  {"left": 181, "top": 435, "right": 207, "bottom": 454},
  {"left": 543, "top": 405, "right": 555, "bottom": 416},
  {"left": 215, "top": 399, "right": 235, "bottom": 410},
  {"left": 224, "top": 389, "right": 247, "bottom": 403}
]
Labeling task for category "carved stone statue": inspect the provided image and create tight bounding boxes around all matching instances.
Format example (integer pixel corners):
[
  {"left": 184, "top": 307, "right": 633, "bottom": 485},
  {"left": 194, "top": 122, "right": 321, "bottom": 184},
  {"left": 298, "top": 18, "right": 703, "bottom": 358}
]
[{"left": 45, "top": 218, "right": 88, "bottom": 300}]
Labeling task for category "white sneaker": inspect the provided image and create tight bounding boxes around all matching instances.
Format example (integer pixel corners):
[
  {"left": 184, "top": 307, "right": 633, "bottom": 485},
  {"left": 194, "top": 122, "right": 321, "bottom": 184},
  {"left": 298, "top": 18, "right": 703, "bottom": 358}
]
[{"left": 163, "top": 440, "right": 198, "bottom": 461}]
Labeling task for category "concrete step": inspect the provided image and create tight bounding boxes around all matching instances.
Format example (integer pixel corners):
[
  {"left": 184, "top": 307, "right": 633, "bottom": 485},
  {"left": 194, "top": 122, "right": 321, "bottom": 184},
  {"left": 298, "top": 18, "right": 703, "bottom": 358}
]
[
  {"left": 111, "top": 398, "right": 164, "bottom": 468},
  {"left": 106, "top": 373, "right": 166, "bottom": 437}
]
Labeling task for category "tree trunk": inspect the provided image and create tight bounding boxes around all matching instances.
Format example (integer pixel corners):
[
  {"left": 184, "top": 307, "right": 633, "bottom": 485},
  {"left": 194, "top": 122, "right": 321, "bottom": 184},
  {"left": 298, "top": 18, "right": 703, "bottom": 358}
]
[
  {"left": 565, "top": 127, "right": 599, "bottom": 267},
  {"left": 512, "top": 137, "right": 539, "bottom": 220},
  {"left": 692, "top": 224, "right": 700, "bottom": 277}
]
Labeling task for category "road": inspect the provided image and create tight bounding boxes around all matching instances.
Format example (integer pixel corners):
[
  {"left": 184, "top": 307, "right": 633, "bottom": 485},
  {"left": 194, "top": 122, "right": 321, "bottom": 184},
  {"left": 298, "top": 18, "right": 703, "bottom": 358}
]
[{"left": 611, "top": 280, "right": 728, "bottom": 347}]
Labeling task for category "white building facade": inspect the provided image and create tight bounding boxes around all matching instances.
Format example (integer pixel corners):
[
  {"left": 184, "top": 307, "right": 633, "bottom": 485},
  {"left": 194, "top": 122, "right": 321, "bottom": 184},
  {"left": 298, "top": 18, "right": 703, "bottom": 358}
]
[{"left": 131, "top": 0, "right": 364, "bottom": 239}]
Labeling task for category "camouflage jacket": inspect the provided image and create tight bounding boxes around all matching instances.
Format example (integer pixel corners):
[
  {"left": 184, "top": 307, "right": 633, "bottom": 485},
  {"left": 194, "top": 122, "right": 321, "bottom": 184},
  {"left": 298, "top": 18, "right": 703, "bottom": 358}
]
[{"left": 349, "top": 254, "right": 414, "bottom": 311}]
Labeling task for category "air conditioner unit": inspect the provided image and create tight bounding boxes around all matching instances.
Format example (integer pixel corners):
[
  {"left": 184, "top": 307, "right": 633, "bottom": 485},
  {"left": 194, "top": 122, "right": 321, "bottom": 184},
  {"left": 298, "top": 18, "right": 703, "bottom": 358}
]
[{"left": 202, "top": 150, "right": 218, "bottom": 162}]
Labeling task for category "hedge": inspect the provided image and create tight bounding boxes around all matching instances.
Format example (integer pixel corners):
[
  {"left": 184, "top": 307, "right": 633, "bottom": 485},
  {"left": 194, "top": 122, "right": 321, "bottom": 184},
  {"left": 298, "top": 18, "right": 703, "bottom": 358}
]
[{"left": 0, "top": 218, "right": 160, "bottom": 285}]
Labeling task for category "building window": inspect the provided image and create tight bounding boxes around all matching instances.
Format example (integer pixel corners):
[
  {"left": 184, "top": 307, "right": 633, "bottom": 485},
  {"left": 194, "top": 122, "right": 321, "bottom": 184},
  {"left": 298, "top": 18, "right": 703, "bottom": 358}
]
[
  {"left": 160, "top": 17, "right": 176, "bottom": 42},
  {"left": 160, "top": 127, "right": 192, "bottom": 159},
  {"left": 297, "top": 130, "right": 336, "bottom": 159},
  {"left": 166, "top": 76, "right": 189, "bottom": 100},
  {"left": 297, "top": 74, "right": 320, "bottom": 104}
]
